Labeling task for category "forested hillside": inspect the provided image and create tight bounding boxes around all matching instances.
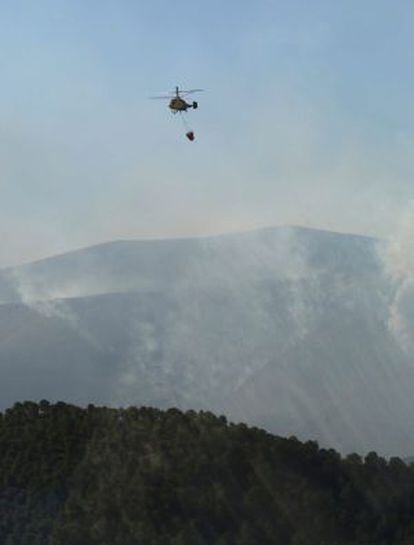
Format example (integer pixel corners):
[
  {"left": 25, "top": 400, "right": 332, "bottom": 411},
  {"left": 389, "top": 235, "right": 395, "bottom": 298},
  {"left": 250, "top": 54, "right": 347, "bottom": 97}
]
[{"left": 1, "top": 401, "right": 414, "bottom": 544}]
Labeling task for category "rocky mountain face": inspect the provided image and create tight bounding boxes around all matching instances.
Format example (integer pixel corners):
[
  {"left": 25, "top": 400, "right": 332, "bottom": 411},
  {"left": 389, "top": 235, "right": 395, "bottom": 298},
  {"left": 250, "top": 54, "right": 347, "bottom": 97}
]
[{"left": 0, "top": 226, "right": 412, "bottom": 456}]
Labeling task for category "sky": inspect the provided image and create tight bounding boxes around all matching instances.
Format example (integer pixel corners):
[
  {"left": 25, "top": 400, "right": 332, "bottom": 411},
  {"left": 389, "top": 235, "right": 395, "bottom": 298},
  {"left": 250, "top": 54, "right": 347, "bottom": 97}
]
[{"left": 1, "top": 0, "right": 414, "bottom": 266}]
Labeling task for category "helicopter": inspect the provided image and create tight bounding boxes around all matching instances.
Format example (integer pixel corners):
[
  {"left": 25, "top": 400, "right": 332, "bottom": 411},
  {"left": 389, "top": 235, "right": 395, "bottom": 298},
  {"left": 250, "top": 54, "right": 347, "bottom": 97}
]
[{"left": 151, "top": 86, "right": 203, "bottom": 113}]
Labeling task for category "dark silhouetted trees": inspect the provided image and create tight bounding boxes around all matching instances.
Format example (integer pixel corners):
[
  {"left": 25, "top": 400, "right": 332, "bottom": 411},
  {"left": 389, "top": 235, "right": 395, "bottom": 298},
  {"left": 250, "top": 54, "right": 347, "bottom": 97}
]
[{"left": 1, "top": 401, "right": 414, "bottom": 544}]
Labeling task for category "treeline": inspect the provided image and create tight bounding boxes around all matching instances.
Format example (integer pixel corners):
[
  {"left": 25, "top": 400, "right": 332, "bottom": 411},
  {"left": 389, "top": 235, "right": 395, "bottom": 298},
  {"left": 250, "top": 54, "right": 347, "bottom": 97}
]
[{"left": 1, "top": 401, "right": 414, "bottom": 544}]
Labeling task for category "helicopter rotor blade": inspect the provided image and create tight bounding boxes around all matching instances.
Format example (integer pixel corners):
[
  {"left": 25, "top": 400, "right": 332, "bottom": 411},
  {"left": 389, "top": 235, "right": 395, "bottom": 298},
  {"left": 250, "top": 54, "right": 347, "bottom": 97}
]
[
  {"left": 149, "top": 95, "right": 173, "bottom": 100},
  {"left": 180, "top": 89, "right": 204, "bottom": 95}
]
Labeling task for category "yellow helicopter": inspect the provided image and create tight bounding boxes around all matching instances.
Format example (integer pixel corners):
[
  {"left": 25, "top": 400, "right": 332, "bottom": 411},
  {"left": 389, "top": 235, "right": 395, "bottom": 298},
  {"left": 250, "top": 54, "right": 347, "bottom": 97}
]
[
  {"left": 151, "top": 86, "right": 203, "bottom": 140},
  {"left": 151, "top": 86, "right": 203, "bottom": 113}
]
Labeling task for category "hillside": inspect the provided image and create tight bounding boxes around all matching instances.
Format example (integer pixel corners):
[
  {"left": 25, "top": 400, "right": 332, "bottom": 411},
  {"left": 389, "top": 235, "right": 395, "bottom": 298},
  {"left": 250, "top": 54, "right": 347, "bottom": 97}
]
[
  {"left": 2, "top": 401, "right": 414, "bottom": 545},
  {"left": 0, "top": 226, "right": 411, "bottom": 456}
]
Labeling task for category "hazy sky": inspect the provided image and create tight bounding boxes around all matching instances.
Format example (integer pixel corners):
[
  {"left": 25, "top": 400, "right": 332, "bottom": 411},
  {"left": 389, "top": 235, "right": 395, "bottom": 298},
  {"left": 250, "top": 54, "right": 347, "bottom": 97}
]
[{"left": 1, "top": 0, "right": 414, "bottom": 266}]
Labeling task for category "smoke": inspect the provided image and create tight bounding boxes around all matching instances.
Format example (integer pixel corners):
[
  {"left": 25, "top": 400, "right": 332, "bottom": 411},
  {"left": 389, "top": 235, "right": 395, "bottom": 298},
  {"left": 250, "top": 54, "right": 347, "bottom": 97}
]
[
  {"left": 380, "top": 203, "right": 414, "bottom": 353},
  {"left": 2, "top": 224, "right": 413, "bottom": 454},
  {"left": 8, "top": 266, "right": 100, "bottom": 348},
  {"left": 113, "top": 227, "right": 325, "bottom": 410}
]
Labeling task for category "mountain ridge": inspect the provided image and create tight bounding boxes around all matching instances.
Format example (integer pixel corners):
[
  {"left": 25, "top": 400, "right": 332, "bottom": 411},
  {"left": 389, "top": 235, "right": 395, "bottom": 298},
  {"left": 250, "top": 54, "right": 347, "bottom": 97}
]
[{"left": 0, "top": 224, "right": 379, "bottom": 273}]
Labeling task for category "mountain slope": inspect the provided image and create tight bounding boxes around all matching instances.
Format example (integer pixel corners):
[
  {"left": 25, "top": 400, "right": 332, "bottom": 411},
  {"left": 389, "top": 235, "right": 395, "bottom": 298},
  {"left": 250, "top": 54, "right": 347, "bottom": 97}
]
[{"left": 0, "top": 226, "right": 411, "bottom": 456}]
